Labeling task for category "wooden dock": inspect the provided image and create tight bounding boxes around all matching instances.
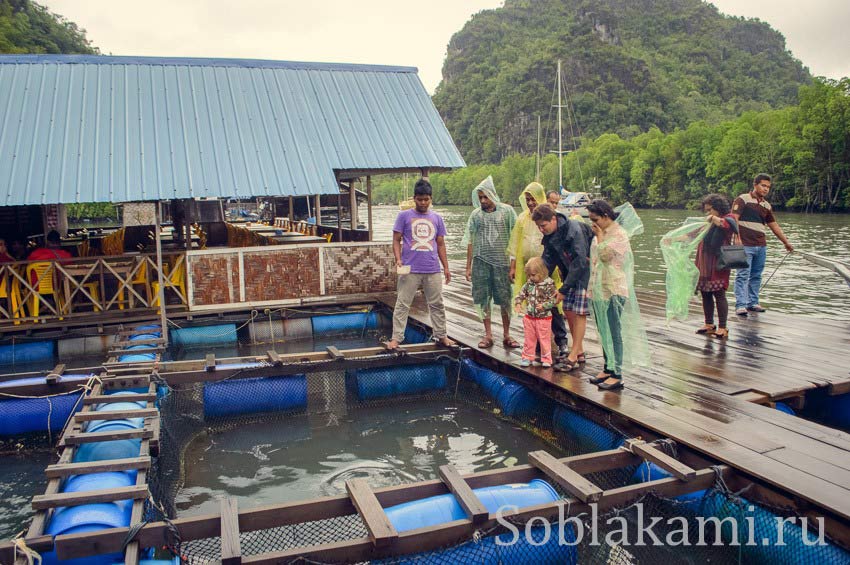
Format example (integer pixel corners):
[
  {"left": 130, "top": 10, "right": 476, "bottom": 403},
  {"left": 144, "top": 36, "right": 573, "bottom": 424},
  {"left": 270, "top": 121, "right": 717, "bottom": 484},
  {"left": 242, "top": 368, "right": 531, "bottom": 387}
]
[{"left": 383, "top": 260, "right": 850, "bottom": 527}]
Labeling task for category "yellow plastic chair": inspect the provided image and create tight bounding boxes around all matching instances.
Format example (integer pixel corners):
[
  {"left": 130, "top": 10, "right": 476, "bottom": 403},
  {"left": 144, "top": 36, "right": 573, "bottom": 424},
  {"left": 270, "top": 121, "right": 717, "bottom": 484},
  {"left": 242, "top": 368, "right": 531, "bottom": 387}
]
[
  {"left": 25, "top": 262, "right": 62, "bottom": 320},
  {"left": 151, "top": 256, "right": 187, "bottom": 307},
  {"left": 0, "top": 272, "right": 22, "bottom": 324},
  {"left": 323, "top": 232, "right": 333, "bottom": 243},
  {"left": 130, "top": 260, "right": 152, "bottom": 306}
]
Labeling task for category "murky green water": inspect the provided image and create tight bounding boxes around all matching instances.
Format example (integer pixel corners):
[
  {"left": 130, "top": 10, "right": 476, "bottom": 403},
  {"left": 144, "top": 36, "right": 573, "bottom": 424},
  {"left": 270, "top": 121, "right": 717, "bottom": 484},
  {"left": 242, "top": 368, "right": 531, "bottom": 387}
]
[
  {"left": 369, "top": 205, "right": 850, "bottom": 320},
  {"left": 0, "top": 449, "right": 54, "bottom": 540},
  {"left": 176, "top": 401, "right": 561, "bottom": 517}
]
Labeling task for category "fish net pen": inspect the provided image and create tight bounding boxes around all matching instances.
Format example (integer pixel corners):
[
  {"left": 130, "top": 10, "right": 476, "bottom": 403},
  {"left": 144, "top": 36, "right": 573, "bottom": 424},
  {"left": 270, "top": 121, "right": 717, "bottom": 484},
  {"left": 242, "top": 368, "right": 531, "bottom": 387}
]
[{"left": 142, "top": 355, "right": 850, "bottom": 564}]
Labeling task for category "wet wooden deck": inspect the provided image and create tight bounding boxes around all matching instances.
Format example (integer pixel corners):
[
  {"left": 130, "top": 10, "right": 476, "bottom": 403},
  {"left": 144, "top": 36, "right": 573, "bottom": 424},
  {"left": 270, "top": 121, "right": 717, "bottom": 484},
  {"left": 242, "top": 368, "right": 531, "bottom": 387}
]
[{"left": 380, "top": 260, "right": 850, "bottom": 524}]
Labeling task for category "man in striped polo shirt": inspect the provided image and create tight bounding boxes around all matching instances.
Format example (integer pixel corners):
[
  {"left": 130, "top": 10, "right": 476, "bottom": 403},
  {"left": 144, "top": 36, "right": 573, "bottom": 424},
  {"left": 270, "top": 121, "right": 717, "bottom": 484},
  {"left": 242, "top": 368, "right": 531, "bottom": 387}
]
[{"left": 730, "top": 174, "right": 794, "bottom": 316}]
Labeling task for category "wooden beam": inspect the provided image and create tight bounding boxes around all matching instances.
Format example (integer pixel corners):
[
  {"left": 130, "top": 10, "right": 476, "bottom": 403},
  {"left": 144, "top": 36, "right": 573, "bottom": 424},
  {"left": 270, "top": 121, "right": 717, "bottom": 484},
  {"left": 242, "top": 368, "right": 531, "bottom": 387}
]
[
  {"left": 626, "top": 440, "right": 697, "bottom": 481},
  {"left": 46, "top": 363, "right": 66, "bottom": 384},
  {"left": 45, "top": 457, "right": 151, "bottom": 479},
  {"left": 345, "top": 479, "right": 398, "bottom": 547},
  {"left": 60, "top": 428, "right": 150, "bottom": 445},
  {"left": 528, "top": 450, "right": 603, "bottom": 503},
  {"left": 314, "top": 194, "right": 322, "bottom": 226},
  {"left": 84, "top": 392, "right": 156, "bottom": 405},
  {"left": 326, "top": 346, "right": 344, "bottom": 361},
  {"left": 74, "top": 408, "right": 158, "bottom": 422},
  {"left": 205, "top": 353, "right": 216, "bottom": 372},
  {"left": 266, "top": 350, "right": 282, "bottom": 366},
  {"left": 349, "top": 178, "right": 358, "bottom": 230},
  {"left": 220, "top": 498, "right": 242, "bottom": 565},
  {"left": 438, "top": 465, "right": 488, "bottom": 524},
  {"left": 366, "top": 175, "right": 373, "bottom": 242},
  {"left": 32, "top": 485, "right": 148, "bottom": 510}
]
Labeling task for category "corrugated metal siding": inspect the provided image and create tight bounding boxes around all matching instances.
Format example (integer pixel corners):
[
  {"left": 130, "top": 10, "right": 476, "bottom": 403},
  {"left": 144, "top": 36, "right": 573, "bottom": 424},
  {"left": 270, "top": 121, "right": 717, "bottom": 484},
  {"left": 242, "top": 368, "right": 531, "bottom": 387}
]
[{"left": 0, "top": 56, "right": 465, "bottom": 205}]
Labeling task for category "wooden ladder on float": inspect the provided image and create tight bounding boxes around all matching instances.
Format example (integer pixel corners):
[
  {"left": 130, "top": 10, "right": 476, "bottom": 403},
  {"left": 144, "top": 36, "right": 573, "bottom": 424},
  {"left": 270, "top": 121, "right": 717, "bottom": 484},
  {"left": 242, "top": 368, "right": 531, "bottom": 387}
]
[{"left": 17, "top": 371, "right": 161, "bottom": 565}]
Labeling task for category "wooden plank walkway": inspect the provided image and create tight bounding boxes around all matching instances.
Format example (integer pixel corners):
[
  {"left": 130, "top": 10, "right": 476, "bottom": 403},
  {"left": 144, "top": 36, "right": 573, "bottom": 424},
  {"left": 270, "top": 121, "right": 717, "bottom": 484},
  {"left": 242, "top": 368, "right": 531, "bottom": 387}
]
[{"left": 381, "top": 260, "right": 850, "bottom": 523}]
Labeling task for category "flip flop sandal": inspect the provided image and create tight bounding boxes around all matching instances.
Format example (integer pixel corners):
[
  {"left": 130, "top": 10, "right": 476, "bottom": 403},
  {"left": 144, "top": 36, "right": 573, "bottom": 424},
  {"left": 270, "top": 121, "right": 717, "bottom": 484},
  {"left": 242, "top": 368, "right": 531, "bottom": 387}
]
[
  {"left": 478, "top": 337, "right": 494, "bottom": 348},
  {"left": 502, "top": 337, "right": 521, "bottom": 349},
  {"left": 577, "top": 353, "right": 586, "bottom": 364},
  {"left": 712, "top": 328, "right": 729, "bottom": 339},
  {"left": 696, "top": 324, "right": 716, "bottom": 334}
]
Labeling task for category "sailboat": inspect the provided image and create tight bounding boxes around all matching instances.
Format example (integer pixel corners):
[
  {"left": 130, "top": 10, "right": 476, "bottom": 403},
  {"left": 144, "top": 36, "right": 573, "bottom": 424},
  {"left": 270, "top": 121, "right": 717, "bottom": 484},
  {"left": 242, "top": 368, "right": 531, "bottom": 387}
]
[
  {"left": 548, "top": 60, "right": 595, "bottom": 217},
  {"left": 398, "top": 173, "right": 415, "bottom": 210}
]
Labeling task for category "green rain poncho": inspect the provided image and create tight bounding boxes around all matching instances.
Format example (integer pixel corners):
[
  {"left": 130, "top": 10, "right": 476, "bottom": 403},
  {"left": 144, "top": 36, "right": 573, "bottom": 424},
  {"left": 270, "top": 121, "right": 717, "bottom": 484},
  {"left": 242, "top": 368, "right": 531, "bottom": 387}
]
[
  {"left": 660, "top": 217, "right": 710, "bottom": 322},
  {"left": 507, "top": 182, "right": 563, "bottom": 305},
  {"left": 462, "top": 176, "right": 517, "bottom": 267},
  {"left": 589, "top": 203, "right": 650, "bottom": 375}
]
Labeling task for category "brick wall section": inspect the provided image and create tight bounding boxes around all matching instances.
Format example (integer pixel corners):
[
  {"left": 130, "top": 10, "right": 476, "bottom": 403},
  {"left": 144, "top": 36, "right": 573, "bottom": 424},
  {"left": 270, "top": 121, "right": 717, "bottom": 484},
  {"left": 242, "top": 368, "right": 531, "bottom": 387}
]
[
  {"left": 188, "top": 244, "right": 394, "bottom": 307},
  {"left": 190, "top": 254, "right": 240, "bottom": 306},
  {"left": 243, "top": 248, "right": 321, "bottom": 301},
  {"left": 323, "top": 244, "right": 396, "bottom": 295}
]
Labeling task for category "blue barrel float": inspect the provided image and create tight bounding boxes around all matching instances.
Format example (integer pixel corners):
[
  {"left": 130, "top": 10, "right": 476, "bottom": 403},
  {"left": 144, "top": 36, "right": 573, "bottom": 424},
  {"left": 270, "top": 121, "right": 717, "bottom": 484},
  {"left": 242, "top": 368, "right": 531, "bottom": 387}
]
[
  {"left": 73, "top": 392, "right": 146, "bottom": 464},
  {"left": 383, "top": 479, "right": 575, "bottom": 564},
  {"left": 553, "top": 405, "right": 624, "bottom": 454},
  {"left": 347, "top": 363, "right": 447, "bottom": 400},
  {"left": 311, "top": 311, "right": 379, "bottom": 334},
  {"left": 0, "top": 340, "right": 55, "bottom": 365},
  {"left": 170, "top": 323, "right": 237, "bottom": 348},
  {"left": 459, "top": 359, "right": 548, "bottom": 419},
  {"left": 0, "top": 375, "right": 90, "bottom": 437},
  {"left": 203, "top": 374, "right": 307, "bottom": 419}
]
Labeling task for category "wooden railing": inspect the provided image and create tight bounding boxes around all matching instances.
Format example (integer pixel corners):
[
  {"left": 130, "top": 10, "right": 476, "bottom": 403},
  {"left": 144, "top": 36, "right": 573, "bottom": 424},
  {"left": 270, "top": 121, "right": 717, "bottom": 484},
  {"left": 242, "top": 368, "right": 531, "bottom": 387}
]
[{"left": 0, "top": 252, "right": 187, "bottom": 327}]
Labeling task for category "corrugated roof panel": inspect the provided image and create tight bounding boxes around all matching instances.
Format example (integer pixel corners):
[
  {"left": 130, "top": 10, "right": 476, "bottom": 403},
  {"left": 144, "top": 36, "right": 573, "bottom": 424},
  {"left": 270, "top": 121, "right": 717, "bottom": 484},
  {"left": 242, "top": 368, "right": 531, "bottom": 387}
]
[{"left": 0, "top": 55, "right": 465, "bottom": 206}]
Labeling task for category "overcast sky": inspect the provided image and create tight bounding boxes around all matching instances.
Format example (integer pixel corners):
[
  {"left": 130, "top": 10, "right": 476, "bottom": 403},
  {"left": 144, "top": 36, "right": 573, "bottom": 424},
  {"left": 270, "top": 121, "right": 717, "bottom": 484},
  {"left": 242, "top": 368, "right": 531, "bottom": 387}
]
[{"left": 43, "top": 0, "right": 850, "bottom": 94}]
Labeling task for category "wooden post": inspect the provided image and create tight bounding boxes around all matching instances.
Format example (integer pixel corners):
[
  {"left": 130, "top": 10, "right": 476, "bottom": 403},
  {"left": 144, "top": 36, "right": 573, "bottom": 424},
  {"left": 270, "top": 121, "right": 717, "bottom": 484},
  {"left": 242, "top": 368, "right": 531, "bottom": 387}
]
[
  {"left": 367, "top": 175, "right": 373, "bottom": 242},
  {"left": 220, "top": 498, "right": 242, "bottom": 564},
  {"left": 155, "top": 202, "right": 168, "bottom": 346},
  {"left": 336, "top": 183, "right": 344, "bottom": 243},
  {"left": 288, "top": 196, "right": 294, "bottom": 222},
  {"left": 314, "top": 195, "right": 322, "bottom": 226},
  {"left": 420, "top": 167, "right": 429, "bottom": 181},
  {"left": 349, "top": 178, "right": 358, "bottom": 232}
]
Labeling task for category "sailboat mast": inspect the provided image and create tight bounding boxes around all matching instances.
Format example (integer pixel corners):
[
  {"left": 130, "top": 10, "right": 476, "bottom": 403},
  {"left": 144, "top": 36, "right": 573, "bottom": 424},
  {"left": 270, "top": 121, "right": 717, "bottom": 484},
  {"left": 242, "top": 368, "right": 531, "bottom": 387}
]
[
  {"left": 557, "top": 59, "right": 563, "bottom": 192},
  {"left": 536, "top": 115, "right": 541, "bottom": 181}
]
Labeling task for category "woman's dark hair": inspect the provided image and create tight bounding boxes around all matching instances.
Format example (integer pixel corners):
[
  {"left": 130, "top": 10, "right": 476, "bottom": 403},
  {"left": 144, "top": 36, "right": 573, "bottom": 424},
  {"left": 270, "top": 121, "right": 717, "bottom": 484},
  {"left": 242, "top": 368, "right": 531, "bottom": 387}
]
[
  {"left": 586, "top": 199, "right": 618, "bottom": 220},
  {"left": 701, "top": 193, "right": 731, "bottom": 215},
  {"left": 413, "top": 179, "right": 432, "bottom": 197}
]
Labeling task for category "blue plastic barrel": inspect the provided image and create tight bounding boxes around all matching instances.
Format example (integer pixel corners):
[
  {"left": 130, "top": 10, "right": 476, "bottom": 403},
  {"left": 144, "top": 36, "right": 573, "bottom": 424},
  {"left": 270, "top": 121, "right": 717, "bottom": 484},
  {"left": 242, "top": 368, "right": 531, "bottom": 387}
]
[
  {"left": 383, "top": 479, "right": 575, "bottom": 564},
  {"left": 0, "top": 388, "right": 83, "bottom": 437},
  {"left": 203, "top": 375, "right": 307, "bottom": 418},
  {"left": 311, "top": 312, "right": 379, "bottom": 334},
  {"left": 0, "top": 340, "right": 55, "bottom": 365},
  {"left": 826, "top": 393, "right": 850, "bottom": 429},
  {"left": 118, "top": 343, "right": 157, "bottom": 363},
  {"left": 86, "top": 404, "right": 146, "bottom": 432},
  {"left": 214, "top": 361, "right": 265, "bottom": 370},
  {"left": 73, "top": 420, "right": 143, "bottom": 463},
  {"left": 170, "top": 324, "right": 237, "bottom": 347},
  {"left": 134, "top": 324, "right": 161, "bottom": 332},
  {"left": 128, "top": 333, "right": 161, "bottom": 342},
  {"left": 347, "top": 364, "right": 446, "bottom": 400},
  {"left": 774, "top": 402, "right": 796, "bottom": 416},
  {"left": 403, "top": 325, "right": 429, "bottom": 344},
  {"left": 42, "top": 502, "right": 132, "bottom": 565},
  {"left": 553, "top": 406, "right": 624, "bottom": 453},
  {"left": 62, "top": 471, "right": 137, "bottom": 498},
  {"left": 631, "top": 461, "right": 706, "bottom": 502}
]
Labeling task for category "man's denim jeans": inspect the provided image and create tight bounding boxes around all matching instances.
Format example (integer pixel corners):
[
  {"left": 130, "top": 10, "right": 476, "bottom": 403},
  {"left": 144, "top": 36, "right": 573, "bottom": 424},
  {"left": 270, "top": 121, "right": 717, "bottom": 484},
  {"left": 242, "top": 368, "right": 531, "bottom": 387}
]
[{"left": 734, "top": 245, "right": 767, "bottom": 309}]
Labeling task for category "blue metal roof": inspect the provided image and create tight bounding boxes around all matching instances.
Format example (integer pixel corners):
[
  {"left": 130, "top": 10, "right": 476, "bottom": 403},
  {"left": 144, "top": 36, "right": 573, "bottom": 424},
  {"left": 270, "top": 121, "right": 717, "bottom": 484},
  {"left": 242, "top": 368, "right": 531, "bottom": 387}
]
[{"left": 0, "top": 55, "right": 465, "bottom": 205}]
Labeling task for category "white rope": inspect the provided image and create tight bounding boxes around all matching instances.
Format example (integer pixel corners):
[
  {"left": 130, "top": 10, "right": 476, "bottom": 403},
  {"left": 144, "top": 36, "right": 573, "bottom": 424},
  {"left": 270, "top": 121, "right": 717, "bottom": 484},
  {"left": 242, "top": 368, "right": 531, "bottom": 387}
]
[{"left": 13, "top": 537, "right": 42, "bottom": 565}]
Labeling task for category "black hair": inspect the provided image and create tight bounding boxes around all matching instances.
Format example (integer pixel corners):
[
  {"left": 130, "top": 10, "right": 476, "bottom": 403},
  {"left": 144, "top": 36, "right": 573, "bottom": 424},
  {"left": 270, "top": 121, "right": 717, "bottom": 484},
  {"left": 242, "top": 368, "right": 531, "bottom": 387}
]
[
  {"left": 753, "top": 173, "right": 772, "bottom": 186},
  {"left": 701, "top": 193, "right": 731, "bottom": 215},
  {"left": 46, "top": 230, "right": 61, "bottom": 244},
  {"left": 413, "top": 179, "right": 432, "bottom": 197},
  {"left": 586, "top": 199, "right": 619, "bottom": 220},
  {"left": 531, "top": 204, "right": 556, "bottom": 222},
  {"left": 546, "top": 190, "right": 560, "bottom": 198}
]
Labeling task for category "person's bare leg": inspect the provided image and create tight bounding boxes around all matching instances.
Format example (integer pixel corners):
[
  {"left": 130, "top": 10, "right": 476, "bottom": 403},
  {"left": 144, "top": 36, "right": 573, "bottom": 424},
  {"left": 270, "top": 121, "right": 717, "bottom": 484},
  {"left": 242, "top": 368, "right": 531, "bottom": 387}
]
[
  {"left": 563, "top": 311, "right": 577, "bottom": 362},
  {"left": 570, "top": 314, "right": 587, "bottom": 362},
  {"left": 500, "top": 307, "right": 515, "bottom": 343},
  {"left": 482, "top": 316, "right": 493, "bottom": 346}
]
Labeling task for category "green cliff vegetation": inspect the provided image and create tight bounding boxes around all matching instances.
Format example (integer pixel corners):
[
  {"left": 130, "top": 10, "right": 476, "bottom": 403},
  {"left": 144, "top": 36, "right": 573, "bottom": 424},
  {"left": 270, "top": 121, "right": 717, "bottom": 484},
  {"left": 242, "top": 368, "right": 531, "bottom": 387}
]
[
  {"left": 433, "top": 0, "right": 810, "bottom": 164},
  {"left": 0, "top": 0, "right": 97, "bottom": 54},
  {"left": 376, "top": 79, "right": 850, "bottom": 211}
]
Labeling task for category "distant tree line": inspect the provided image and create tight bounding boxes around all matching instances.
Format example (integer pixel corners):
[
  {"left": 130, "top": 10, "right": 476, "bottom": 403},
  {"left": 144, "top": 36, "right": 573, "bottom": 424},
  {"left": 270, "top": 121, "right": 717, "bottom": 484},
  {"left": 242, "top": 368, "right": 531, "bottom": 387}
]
[
  {"left": 375, "top": 79, "right": 850, "bottom": 212},
  {"left": 0, "top": 0, "right": 97, "bottom": 54}
]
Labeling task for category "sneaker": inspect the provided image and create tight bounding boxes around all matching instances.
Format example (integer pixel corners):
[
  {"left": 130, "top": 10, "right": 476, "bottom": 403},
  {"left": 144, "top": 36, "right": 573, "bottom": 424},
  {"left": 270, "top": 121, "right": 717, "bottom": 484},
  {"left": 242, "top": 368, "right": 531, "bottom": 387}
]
[
  {"left": 558, "top": 344, "right": 569, "bottom": 358},
  {"left": 735, "top": 308, "right": 748, "bottom": 316},
  {"left": 747, "top": 305, "right": 766, "bottom": 312},
  {"left": 541, "top": 362, "right": 552, "bottom": 368},
  {"left": 518, "top": 359, "right": 532, "bottom": 367},
  {"left": 532, "top": 361, "right": 542, "bottom": 367}
]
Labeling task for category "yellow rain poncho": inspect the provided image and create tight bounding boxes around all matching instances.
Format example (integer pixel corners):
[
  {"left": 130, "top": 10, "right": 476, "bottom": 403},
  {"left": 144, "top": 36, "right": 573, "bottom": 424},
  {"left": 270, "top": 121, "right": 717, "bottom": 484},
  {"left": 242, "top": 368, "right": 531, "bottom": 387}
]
[{"left": 507, "top": 182, "right": 563, "bottom": 303}]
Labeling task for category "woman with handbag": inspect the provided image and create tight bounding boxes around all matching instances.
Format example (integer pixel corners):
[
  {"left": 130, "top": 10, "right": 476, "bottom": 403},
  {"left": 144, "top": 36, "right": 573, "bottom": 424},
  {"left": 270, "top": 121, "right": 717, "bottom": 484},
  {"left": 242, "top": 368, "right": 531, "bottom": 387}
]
[{"left": 695, "top": 193, "right": 737, "bottom": 338}]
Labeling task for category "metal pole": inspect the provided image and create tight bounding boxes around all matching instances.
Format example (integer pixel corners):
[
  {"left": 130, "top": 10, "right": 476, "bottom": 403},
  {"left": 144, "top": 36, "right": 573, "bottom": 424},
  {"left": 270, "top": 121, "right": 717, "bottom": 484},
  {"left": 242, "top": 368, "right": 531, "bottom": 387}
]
[
  {"left": 536, "top": 115, "right": 541, "bottom": 182},
  {"left": 367, "top": 175, "right": 373, "bottom": 242},
  {"left": 557, "top": 60, "right": 563, "bottom": 192},
  {"left": 155, "top": 202, "right": 169, "bottom": 345}
]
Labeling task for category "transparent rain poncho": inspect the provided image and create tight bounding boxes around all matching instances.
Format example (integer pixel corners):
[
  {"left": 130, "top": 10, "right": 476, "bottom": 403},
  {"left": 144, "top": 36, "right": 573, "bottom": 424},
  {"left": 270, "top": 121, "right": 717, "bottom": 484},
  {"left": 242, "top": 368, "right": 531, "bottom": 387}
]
[
  {"left": 660, "top": 217, "right": 710, "bottom": 322},
  {"left": 589, "top": 203, "right": 650, "bottom": 375},
  {"left": 462, "top": 176, "right": 516, "bottom": 268},
  {"left": 507, "top": 182, "right": 563, "bottom": 305}
]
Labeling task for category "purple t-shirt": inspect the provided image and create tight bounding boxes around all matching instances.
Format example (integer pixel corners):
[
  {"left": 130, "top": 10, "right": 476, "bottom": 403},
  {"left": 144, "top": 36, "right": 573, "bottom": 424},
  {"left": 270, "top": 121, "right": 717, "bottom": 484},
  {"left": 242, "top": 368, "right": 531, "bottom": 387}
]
[{"left": 393, "top": 209, "right": 447, "bottom": 274}]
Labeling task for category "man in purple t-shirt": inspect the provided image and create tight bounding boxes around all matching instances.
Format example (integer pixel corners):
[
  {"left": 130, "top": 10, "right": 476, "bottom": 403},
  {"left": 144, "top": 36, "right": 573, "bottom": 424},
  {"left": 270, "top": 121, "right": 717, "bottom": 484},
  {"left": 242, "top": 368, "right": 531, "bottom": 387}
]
[{"left": 386, "top": 179, "right": 456, "bottom": 350}]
